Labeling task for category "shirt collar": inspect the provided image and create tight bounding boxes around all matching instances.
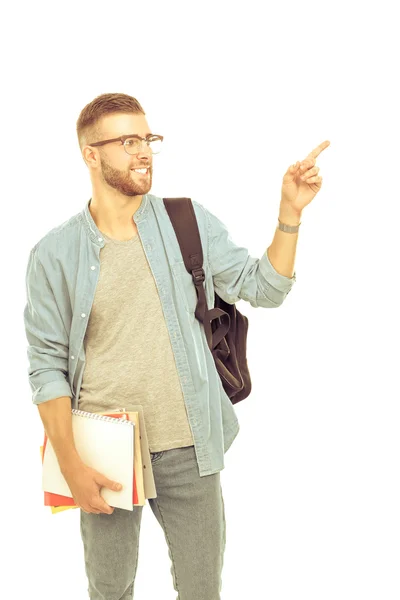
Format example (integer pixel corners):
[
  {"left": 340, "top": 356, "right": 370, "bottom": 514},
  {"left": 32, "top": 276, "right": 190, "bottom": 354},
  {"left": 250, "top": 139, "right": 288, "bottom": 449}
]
[{"left": 81, "top": 194, "right": 150, "bottom": 246}]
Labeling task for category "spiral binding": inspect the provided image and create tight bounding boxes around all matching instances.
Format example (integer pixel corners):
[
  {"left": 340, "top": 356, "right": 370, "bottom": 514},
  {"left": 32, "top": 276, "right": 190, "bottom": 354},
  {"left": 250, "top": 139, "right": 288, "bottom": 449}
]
[{"left": 72, "top": 408, "right": 134, "bottom": 426}]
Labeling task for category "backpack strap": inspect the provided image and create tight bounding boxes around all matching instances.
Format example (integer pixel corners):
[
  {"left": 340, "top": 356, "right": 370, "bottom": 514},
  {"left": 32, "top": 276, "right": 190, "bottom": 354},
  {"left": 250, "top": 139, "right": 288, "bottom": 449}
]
[{"left": 163, "top": 198, "right": 230, "bottom": 351}]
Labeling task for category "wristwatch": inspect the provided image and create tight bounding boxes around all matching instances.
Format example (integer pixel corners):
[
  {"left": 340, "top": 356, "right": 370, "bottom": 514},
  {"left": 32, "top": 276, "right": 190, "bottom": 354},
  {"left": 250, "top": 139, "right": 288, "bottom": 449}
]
[{"left": 278, "top": 219, "right": 301, "bottom": 234}]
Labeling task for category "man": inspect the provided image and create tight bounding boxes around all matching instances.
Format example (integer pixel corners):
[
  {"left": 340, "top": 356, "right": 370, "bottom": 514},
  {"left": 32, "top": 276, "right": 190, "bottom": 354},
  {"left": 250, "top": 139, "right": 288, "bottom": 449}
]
[{"left": 23, "top": 92, "right": 329, "bottom": 600}]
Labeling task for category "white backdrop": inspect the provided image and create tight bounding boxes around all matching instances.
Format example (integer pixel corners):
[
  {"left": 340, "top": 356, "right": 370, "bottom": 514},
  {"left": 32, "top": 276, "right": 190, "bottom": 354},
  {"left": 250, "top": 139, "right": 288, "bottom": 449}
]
[{"left": 1, "top": 1, "right": 399, "bottom": 599}]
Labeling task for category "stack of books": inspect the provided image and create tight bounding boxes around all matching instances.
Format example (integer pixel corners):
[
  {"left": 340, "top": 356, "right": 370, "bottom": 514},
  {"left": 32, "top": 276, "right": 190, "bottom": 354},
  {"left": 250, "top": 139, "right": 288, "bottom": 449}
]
[{"left": 40, "top": 407, "right": 157, "bottom": 514}]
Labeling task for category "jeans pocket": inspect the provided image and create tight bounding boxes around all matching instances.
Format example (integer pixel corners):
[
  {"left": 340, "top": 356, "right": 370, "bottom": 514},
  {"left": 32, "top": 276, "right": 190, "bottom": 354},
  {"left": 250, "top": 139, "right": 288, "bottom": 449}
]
[{"left": 150, "top": 451, "right": 165, "bottom": 463}]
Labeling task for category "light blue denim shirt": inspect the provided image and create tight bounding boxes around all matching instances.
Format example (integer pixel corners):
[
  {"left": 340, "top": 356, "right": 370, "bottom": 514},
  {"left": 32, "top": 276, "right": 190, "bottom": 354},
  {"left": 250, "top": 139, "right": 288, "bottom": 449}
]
[{"left": 23, "top": 193, "right": 296, "bottom": 476}]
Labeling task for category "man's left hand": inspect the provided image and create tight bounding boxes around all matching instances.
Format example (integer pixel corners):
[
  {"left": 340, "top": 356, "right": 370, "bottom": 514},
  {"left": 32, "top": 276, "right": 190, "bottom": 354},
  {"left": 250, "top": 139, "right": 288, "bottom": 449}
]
[{"left": 280, "top": 140, "right": 330, "bottom": 215}]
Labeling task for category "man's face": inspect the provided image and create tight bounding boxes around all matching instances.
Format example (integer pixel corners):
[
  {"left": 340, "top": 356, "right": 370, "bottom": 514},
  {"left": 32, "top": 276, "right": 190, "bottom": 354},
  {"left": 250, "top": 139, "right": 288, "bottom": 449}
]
[{"left": 91, "top": 112, "right": 154, "bottom": 197}]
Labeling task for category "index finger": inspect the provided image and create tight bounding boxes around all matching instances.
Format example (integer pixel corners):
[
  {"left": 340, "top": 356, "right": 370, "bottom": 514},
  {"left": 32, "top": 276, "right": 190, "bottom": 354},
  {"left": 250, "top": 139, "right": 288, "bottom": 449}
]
[{"left": 306, "top": 140, "right": 330, "bottom": 160}]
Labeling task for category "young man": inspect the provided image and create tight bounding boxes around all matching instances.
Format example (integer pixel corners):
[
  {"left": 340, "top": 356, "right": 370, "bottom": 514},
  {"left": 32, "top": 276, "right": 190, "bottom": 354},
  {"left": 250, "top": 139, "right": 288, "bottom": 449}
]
[{"left": 24, "top": 92, "right": 325, "bottom": 599}]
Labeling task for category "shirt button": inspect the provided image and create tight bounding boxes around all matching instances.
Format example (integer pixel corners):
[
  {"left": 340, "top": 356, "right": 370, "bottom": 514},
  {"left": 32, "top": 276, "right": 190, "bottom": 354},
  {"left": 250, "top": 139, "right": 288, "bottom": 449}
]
[
  {"left": 81, "top": 313, "right": 86, "bottom": 318},
  {"left": 98, "top": 237, "right": 103, "bottom": 242},
  {"left": 71, "top": 355, "right": 75, "bottom": 360},
  {"left": 90, "top": 266, "right": 96, "bottom": 270}
]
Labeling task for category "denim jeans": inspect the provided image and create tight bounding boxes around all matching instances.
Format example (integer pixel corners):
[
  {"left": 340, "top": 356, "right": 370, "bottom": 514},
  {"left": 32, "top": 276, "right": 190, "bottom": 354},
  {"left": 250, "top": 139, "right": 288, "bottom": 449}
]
[{"left": 80, "top": 445, "right": 226, "bottom": 600}]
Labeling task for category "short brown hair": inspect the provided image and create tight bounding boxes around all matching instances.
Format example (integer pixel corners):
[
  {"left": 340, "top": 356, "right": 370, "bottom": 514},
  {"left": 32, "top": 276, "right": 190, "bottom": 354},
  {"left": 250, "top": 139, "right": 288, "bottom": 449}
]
[{"left": 76, "top": 92, "right": 146, "bottom": 152}]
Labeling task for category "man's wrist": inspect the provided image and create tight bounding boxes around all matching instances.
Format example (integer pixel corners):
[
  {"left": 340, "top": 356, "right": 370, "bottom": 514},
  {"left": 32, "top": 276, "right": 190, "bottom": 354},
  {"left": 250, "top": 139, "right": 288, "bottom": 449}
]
[{"left": 278, "top": 201, "right": 302, "bottom": 226}]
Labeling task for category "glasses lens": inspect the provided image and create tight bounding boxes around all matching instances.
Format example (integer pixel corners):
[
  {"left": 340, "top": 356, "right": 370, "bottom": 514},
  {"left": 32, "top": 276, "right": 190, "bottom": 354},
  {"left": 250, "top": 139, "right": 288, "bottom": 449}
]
[{"left": 125, "top": 136, "right": 162, "bottom": 155}]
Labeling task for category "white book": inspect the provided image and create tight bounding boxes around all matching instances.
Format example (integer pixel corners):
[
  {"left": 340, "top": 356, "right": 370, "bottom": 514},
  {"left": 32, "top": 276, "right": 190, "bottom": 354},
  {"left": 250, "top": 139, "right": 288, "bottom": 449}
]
[{"left": 42, "top": 409, "right": 135, "bottom": 511}]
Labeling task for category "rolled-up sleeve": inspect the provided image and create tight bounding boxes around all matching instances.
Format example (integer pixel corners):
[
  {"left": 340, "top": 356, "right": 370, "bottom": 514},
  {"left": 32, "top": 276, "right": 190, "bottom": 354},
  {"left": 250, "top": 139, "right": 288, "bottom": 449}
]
[
  {"left": 201, "top": 203, "right": 296, "bottom": 308},
  {"left": 23, "top": 247, "right": 73, "bottom": 405}
]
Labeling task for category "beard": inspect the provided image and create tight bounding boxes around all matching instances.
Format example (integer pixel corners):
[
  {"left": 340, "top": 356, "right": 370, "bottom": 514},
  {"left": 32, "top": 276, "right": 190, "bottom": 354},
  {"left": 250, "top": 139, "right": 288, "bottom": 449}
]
[{"left": 99, "top": 156, "right": 152, "bottom": 197}]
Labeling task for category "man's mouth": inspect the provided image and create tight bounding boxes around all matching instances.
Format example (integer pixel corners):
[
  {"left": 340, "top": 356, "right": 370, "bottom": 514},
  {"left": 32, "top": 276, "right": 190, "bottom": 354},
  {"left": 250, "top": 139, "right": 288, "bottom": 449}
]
[{"left": 131, "top": 167, "right": 150, "bottom": 176}]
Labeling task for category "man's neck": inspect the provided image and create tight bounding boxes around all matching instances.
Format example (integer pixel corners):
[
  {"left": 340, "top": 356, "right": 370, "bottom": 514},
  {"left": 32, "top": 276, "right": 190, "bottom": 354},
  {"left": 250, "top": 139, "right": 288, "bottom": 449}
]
[{"left": 89, "top": 194, "right": 143, "bottom": 238}]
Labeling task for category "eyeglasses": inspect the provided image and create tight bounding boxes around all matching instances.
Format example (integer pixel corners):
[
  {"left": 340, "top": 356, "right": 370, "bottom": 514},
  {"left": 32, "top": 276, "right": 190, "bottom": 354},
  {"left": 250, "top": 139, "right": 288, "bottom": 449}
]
[{"left": 88, "top": 134, "right": 164, "bottom": 155}]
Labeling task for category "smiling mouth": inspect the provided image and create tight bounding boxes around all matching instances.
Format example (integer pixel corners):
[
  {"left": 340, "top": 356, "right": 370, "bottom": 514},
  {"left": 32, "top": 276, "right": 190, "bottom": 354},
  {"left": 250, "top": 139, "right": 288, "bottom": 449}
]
[{"left": 131, "top": 168, "right": 150, "bottom": 176}]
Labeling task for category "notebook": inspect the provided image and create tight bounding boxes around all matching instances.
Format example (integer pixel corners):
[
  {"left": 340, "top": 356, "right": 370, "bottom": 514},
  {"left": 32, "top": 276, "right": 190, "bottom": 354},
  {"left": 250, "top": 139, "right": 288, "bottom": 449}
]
[
  {"left": 42, "top": 409, "right": 135, "bottom": 511},
  {"left": 41, "top": 411, "right": 142, "bottom": 510}
]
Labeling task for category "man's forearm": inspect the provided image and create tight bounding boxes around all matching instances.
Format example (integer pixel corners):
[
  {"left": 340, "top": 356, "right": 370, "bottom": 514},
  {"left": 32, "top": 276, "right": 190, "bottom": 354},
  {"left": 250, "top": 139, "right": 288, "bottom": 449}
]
[
  {"left": 38, "top": 395, "right": 84, "bottom": 475},
  {"left": 266, "top": 202, "right": 302, "bottom": 279}
]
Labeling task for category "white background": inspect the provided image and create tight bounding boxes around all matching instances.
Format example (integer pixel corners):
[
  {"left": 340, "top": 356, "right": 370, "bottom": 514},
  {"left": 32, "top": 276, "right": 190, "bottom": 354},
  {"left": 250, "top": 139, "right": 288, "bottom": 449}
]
[{"left": 1, "top": 1, "right": 399, "bottom": 598}]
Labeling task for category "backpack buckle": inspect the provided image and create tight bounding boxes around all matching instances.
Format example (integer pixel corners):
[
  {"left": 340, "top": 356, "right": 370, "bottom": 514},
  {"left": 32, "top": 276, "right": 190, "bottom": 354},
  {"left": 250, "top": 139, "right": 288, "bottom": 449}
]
[{"left": 192, "top": 268, "right": 205, "bottom": 284}]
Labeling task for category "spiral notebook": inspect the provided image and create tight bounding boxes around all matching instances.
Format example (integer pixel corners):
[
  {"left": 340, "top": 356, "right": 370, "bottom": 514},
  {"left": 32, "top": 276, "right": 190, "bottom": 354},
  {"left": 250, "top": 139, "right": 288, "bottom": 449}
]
[
  {"left": 42, "top": 409, "right": 135, "bottom": 511},
  {"left": 41, "top": 411, "right": 142, "bottom": 512}
]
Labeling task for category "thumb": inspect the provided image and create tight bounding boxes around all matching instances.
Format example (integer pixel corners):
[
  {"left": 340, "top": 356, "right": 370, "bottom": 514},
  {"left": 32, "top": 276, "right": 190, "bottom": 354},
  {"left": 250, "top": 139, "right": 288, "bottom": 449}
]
[{"left": 96, "top": 473, "right": 122, "bottom": 491}]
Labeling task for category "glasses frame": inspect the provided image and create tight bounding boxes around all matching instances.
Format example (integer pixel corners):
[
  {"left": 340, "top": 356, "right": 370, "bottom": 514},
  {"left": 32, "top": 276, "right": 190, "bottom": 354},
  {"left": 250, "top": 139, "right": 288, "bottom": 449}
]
[{"left": 88, "top": 134, "right": 164, "bottom": 155}]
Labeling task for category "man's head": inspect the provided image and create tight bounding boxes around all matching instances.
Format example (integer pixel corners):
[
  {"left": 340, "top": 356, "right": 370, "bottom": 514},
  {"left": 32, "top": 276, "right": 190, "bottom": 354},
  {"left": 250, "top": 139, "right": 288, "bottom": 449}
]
[{"left": 77, "top": 93, "right": 161, "bottom": 199}]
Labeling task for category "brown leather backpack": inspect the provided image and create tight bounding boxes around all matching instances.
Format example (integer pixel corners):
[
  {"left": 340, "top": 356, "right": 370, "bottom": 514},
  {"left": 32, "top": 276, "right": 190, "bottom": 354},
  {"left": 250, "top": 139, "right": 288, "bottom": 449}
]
[{"left": 164, "top": 197, "right": 251, "bottom": 404}]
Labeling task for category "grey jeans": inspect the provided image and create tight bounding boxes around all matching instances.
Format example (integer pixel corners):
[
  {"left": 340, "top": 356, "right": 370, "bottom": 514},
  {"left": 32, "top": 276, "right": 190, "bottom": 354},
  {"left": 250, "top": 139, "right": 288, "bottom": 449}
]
[{"left": 80, "top": 445, "right": 226, "bottom": 600}]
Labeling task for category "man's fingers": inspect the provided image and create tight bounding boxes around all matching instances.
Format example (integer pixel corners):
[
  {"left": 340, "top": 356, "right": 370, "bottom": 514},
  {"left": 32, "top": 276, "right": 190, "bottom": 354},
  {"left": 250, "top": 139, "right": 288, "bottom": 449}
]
[{"left": 309, "top": 140, "right": 330, "bottom": 159}]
